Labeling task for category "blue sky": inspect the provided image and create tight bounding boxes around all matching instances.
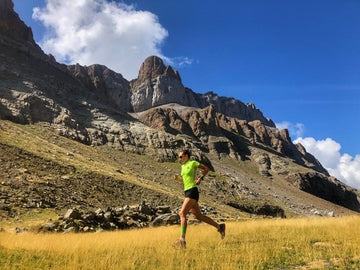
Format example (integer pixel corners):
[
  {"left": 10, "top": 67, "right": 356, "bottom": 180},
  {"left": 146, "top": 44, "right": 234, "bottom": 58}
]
[{"left": 12, "top": 0, "right": 360, "bottom": 188}]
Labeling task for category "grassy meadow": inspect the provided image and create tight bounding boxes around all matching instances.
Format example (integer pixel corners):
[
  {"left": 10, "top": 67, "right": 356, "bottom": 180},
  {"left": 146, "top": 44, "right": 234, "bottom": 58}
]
[{"left": 1, "top": 216, "right": 360, "bottom": 270}]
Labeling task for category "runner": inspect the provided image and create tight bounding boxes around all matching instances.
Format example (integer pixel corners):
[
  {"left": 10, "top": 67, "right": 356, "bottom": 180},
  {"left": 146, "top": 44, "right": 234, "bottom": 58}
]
[{"left": 172, "top": 149, "right": 225, "bottom": 249}]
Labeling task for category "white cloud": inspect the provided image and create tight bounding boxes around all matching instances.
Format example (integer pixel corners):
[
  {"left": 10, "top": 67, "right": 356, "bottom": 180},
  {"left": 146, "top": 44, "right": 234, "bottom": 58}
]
[
  {"left": 32, "top": 0, "right": 171, "bottom": 79},
  {"left": 165, "top": 56, "right": 194, "bottom": 68},
  {"left": 276, "top": 121, "right": 360, "bottom": 189},
  {"left": 276, "top": 121, "right": 305, "bottom": 138},
  {"left": 294, "top": 137, "right": 360, "bottom": 190}
]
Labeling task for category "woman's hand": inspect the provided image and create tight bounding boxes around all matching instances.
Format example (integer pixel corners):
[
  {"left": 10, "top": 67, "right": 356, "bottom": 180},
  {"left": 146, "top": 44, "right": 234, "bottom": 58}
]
[
  {"left": 174, "top": 174, "right": 182, "bottom": 182},
  {"left": 196, "top": 175, "right": 204, "bottom": 185}
]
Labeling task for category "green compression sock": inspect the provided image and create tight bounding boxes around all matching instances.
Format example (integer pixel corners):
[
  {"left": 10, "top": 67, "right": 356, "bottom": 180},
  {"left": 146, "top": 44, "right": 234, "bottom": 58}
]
[{"left": 181, "top": 225, "right": 186, "bottom": 237}]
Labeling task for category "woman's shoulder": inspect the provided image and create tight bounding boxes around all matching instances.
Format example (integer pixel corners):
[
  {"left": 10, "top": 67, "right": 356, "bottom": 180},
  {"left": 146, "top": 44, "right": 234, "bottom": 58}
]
[{"left": 189, "top": 159, "right": 200, "bottom": 166}]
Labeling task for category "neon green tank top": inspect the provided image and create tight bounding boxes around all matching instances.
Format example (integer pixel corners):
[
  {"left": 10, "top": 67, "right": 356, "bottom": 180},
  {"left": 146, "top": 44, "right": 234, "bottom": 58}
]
[{"left": 181, "top": 160, "right": 200, "bottom": 191}]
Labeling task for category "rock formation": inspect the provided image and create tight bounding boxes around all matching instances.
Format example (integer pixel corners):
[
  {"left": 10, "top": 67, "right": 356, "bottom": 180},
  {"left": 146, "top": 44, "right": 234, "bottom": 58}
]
[
  {"left": 285, "top": 172, "right": 359, "bottom": 211},
  {"left": 129, "top": 55, "right": 275, "bottom": 127},
  {"left": 67, "top": 64, "right": 132, "bottom": 111},
  {"left": 38, "top": 202, "right": 181, "bottom": 233},
  {"left": 130, "top": 56, "right": 198, "bottom": 112}
]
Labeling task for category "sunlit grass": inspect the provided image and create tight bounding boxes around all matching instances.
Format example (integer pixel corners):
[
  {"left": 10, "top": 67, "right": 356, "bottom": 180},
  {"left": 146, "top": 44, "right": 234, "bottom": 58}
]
[{"left": 1, "top": 216, "right": 360, "bottom": 269}]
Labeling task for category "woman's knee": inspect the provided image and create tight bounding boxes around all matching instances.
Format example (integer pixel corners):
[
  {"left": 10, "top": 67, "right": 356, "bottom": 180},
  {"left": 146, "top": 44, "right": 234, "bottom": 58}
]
[
  {"left": 192, "top": 210, "right": 203, "bottom": 220},
  {"left": 179, "top": 209, "right": 187, "bottom": 220}
]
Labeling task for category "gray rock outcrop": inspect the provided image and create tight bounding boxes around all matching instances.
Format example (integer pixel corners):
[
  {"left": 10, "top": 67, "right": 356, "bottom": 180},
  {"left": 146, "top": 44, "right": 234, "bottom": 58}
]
[
  {"left": 38, "top": 202, "right": 181, "bottom": 233},
  {"left": 130, "top": 56, "right": 199, "bottom": 112},
  {"left": 285, "top": 172, "right": 360, "bottom": 212}
]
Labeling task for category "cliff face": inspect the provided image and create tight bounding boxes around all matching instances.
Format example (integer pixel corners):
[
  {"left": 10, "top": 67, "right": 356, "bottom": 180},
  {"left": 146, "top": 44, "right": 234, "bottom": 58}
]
[
  {"left": 0, "top": 0, "right": 45, "bottom": 58},
  {"left": 137, "top": 104, "right": 328, "bottom": 175},
  {"left": 0, "top": 0, "right": 358, "bottom": 214},
  {"left": 67, "top": 64, "right": 132, "bottom": 111},
  {"left": 129, "top": 56, "right": 199, "bottom": 112},
  {"left": 0, "top": 0, "right": 31, "bottom": 40}
]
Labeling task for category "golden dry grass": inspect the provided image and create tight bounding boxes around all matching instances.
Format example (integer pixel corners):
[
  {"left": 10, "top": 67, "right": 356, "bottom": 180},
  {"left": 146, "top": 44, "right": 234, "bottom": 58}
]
[{"left": 1, "top": 216, "right": 360, "bottom": 269}]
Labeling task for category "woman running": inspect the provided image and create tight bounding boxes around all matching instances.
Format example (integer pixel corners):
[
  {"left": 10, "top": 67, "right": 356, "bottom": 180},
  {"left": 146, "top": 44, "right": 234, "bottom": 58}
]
[{"left": 172, "top": 149, "right": 225, "bottom": 249}]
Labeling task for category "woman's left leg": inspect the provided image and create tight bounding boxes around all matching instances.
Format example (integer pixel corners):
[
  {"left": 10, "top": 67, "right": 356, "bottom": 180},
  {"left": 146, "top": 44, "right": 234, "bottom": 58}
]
[{"left": 190, "top": 202, "right": 218, "bottom": 228}]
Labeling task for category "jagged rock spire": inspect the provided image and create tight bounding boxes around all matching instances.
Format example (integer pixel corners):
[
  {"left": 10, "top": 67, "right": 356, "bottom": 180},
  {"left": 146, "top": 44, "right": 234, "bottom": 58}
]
[{"left": 137, "top": 56, "right": 181, "bottom": 82}]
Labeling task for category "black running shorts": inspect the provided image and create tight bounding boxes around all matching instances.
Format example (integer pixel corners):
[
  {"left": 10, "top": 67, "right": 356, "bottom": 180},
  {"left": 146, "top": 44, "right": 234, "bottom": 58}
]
[{"left": 184, "top": 187, "right": 199, "bottom": 201}]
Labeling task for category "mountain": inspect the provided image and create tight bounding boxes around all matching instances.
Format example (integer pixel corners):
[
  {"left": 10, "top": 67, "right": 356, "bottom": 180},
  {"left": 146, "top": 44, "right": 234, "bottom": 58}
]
[{"left": 0, "top": 1, "right": 359, "bottom": 223}]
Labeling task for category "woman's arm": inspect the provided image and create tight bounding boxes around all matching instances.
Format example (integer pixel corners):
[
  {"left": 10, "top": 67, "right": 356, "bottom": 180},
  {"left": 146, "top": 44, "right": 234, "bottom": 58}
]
[
  {"left": 196, "top": 163, "right": 209, "bottom": 185},
  {"left": 173, "top": 174, "right": 183, "bottom": 182}
]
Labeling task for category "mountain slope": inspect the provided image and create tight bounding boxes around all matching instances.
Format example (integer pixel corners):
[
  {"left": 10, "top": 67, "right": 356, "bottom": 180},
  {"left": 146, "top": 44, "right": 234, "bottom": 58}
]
[{"left": 0, "top": 120, "right": 358, "bottom": 221}]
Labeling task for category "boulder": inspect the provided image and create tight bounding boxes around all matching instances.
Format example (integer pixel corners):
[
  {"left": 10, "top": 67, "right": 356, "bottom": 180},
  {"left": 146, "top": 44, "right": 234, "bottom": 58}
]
[
  {"left": 64, "top": 209, "right": 82, "bottom": 220},
  {"left": 150, "top": 213, "right": 180, "bottom": 227}
]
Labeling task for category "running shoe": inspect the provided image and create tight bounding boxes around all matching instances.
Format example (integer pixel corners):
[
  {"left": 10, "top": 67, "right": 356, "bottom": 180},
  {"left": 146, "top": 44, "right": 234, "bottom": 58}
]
[
  {"left": 218, "top": 223, "right": 226, "bottom": 239},
  {"left": 172, "top": 238, "right": 186, "bottom": 249}
]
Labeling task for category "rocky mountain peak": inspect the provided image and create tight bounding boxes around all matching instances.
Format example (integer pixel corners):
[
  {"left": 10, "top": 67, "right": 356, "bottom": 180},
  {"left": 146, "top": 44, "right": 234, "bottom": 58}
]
[
  {"left": 137, "top": 56, "right": 166, "bottom": 81},
  {"left": 137, "top": 55, "right": 181, "bottom": 82}
]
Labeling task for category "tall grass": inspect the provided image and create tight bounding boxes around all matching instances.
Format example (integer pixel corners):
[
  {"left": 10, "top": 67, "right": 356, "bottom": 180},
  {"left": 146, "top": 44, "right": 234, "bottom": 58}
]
[{"left": 1, "top": 216, "right": 360, "bottom": 269}]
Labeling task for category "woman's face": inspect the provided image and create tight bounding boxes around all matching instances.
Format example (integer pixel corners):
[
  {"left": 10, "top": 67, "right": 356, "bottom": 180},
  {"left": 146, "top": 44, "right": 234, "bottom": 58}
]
[{"left": 178, "top": 152, "right": 189, "bottom": 164}]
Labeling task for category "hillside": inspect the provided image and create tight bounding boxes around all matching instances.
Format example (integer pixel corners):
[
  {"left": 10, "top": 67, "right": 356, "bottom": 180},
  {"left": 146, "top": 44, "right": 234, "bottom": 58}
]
[{"left": 0, "top": 120, "right": 358, "bottom": 223}]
